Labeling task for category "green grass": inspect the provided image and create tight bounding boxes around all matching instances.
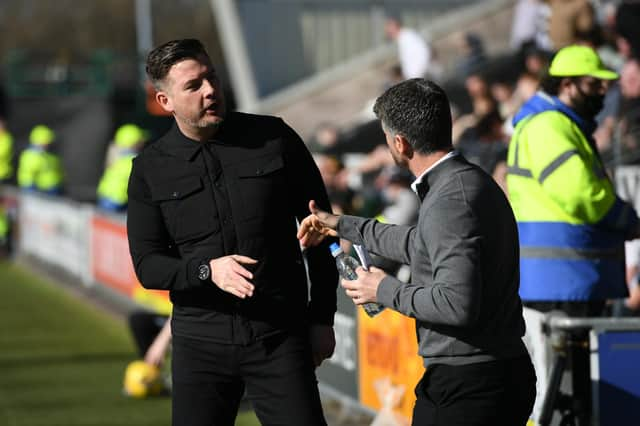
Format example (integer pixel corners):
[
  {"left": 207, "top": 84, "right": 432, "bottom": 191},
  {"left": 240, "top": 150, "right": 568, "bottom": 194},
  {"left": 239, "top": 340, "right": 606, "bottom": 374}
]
[{"left": 0, "top": 261, "right": 260, "bottom": 426}]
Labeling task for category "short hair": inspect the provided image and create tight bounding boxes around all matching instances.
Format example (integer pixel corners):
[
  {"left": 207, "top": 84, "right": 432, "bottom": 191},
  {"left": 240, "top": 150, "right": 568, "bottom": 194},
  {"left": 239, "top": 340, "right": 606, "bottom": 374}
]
[
  {"left": 373, "top": 78, "right": 452, "bottom": 154},
  {"left": 146, "top": 39, "right": 209, "bottom": 88}
]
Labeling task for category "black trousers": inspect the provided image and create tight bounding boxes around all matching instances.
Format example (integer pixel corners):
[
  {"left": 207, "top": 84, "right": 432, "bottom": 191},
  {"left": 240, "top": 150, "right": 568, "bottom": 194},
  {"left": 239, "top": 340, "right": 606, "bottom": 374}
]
[
  {"left": 412, "top": 356, "right": 536, "bottom": 426},
  {"left": 171, "top": 332, "right": 326, "bottom": 426}
]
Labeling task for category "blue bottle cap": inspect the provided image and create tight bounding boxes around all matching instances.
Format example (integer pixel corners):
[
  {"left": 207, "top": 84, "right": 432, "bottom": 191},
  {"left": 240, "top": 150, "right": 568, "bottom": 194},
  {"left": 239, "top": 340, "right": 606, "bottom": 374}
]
[{"left": 329, "top": 242, "right": 340, "bottom": 252}]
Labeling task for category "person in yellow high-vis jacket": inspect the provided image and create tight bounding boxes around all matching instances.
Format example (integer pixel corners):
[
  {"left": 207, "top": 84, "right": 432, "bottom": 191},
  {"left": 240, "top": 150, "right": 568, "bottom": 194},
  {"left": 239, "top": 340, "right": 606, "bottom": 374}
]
[
  {"left": 97, "top": 124, "right": 146, "bottom": 212},
  {"left": 0, "top": 129, "right": 13, "bottom": 183},
  {"left": 0, "top": 204, "right": 8, "bottom": 247},
  {"left": 17, "top": 125, "right": 63, "bottom": 194},
  {"left": 507, "top": 45, "right": 640, "bottom": 425}
]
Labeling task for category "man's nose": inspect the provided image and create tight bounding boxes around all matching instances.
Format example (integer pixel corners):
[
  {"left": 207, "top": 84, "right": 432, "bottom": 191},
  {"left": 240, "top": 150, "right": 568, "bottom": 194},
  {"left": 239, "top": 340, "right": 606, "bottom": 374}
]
[
  {"left": 598, "top": 80, "right": 609, "bottom": 94},
  {"left": 202, "top": 79, "right": 215, "bottom": 96}
]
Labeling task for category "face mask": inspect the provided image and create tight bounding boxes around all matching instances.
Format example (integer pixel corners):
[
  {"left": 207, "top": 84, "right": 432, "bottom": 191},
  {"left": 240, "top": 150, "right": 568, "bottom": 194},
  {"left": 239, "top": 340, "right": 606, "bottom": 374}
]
[
  {"left": 582, "top": 94, "right": 605, "bottom": 116},
  {"left": 574, "top": 81, "right": 605, "bottom": 117}
]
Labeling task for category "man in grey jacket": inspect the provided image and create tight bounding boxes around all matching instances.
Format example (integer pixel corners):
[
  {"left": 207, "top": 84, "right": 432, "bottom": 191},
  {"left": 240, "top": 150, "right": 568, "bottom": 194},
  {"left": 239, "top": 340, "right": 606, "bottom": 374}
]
[{"left": 298, "top": 79, "right": 536, "bottom": 426}]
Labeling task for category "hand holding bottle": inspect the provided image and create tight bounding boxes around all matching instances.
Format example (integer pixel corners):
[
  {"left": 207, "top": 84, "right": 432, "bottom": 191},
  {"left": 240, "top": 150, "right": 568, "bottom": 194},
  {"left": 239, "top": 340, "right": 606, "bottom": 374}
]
[{"left": 330, "top": 243, "right": 385, "bottom": 317}]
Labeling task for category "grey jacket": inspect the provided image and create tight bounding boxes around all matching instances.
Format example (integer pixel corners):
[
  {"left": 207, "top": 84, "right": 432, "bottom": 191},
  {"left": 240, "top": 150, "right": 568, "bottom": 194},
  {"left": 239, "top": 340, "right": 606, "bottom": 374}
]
[{"left": 338, "top": 155, "right": 527, "bottom": 366}]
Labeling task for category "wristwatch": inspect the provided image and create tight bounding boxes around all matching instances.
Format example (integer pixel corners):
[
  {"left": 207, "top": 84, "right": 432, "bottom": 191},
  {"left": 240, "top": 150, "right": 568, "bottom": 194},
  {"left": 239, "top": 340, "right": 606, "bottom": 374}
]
[{"left": 198, "top": 262, "right": 211, "bottom": 281}]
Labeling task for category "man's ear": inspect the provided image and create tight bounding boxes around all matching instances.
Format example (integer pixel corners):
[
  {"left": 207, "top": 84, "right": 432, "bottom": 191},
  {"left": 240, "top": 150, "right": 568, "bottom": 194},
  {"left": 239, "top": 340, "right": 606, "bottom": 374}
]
[
  {"left": 155, "top": 90, "right": 173, "bottom": 114},
  {"left": 394, "top": 134, "right": 414, "bottom": 159}
]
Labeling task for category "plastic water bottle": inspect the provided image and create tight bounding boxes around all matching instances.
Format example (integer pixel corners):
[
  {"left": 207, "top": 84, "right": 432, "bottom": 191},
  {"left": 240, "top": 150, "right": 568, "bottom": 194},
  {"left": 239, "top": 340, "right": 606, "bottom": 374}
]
[{"left": 329, "top": 242, "right": 385, "bottom": 317}]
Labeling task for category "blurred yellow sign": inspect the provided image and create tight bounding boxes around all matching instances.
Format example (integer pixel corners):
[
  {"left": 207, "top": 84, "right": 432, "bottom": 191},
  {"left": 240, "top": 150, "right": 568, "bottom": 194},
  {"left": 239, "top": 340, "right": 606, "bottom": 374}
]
[{"left": 357, "top": 308, "right": 424, "bottom": 421}]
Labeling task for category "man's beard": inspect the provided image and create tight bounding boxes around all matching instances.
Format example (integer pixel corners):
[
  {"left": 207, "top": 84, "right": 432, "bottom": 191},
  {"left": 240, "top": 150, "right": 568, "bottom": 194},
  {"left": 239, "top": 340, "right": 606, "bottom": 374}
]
[
  {"left": 573, "top": 86, "right": 605, "bottom": 118},
  {"left": 183, "top": 115, "right": 224, "bottom": 130},
  {"left": 582, "top": 94, "right": 605, "bottom": 117},
  {"left": 390, "top": 149, "right": 408, "bottom": 168}
]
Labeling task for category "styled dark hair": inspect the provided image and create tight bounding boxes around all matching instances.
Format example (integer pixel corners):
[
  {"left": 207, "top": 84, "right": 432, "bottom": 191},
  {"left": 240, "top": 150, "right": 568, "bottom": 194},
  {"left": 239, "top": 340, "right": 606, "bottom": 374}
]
[
  {"left": 373, "top": 78, "right": 452, "bottom": 154},
  {"left": 146, "top": 39, "right": 209, "bottom": 88}
]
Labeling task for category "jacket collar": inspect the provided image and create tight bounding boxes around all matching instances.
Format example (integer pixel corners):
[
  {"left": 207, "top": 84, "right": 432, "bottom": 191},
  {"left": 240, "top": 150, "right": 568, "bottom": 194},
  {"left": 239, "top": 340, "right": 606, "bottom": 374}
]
[
  {"left": 413, "top": 151, "right": 459, "bottom": 201},
  {"left": 512, "top": 91, "right": 597, "bottom": 137},
  {"left": 153, "top": 123, "right": 203, "bottom": 161},
  {"left": 153, "top": 115, "right": 236, "bottom": 161}
]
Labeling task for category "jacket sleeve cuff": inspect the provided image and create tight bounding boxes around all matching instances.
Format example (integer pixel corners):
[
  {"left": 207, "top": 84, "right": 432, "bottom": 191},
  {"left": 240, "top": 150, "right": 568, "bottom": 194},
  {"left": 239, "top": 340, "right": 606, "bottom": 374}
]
[
  {"left": 377, "top": 275, "right": 401, "bottom": 308},
  {"left": 186, "top": 257, "right": 209, "bottom": 289}
]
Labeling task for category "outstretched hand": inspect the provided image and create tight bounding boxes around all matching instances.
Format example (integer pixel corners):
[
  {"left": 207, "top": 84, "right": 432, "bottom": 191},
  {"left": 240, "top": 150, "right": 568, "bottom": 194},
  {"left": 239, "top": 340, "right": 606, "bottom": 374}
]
[{"left": 297, "top": 200, "right": 340, "bottom": 247}]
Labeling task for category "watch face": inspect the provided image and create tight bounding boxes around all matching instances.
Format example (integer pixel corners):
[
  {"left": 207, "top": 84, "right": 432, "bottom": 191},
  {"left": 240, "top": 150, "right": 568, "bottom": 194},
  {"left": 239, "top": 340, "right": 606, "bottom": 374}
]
[{"left": 198, "top": 264, "right": 210, "bottom": 281}]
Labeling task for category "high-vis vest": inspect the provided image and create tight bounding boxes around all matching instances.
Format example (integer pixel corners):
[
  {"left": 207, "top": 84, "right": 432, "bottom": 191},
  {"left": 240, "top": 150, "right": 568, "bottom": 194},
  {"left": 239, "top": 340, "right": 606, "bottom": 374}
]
[
  {"left": 0, "top": 206, "right": 8, "bottom": 241},
  {"left": 507, "top": 93, "right": 637, "bottom": 301},
  {"left": 0, "top": 130, "right": 13, "bottom": 181},
  {"left": 97, "top": 152, "right": 136, "bottom": 209},
  {"left": 17, "top": 147, "right": 64, "bottom": 192}
]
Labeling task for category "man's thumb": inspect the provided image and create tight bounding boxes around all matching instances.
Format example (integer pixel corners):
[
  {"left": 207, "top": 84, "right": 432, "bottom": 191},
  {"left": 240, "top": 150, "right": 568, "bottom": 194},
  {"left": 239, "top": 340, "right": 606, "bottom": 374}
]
[{"left": 309, "top": 199, "right": 319, "bottom": 214}]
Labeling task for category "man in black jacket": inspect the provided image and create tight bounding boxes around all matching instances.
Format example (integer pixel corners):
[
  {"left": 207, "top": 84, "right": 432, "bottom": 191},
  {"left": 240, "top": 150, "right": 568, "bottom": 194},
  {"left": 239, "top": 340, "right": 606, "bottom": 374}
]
[{"left": 127, "top": 39, "right": 338, "bottom": 426}]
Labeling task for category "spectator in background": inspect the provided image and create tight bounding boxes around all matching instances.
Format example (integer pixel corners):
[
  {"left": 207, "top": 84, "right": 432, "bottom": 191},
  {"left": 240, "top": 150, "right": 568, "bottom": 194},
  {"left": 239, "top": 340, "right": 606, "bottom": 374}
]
[
  {"left": 491, "top": 80, "right": 519, "bottom": 119},
  {"left": 17, "top": 125, "right": 63, "bottom": 195},
  {"left": 307, "top": 122, "right": 340, "bottom": 154},
  {"left": 545, "top": 0, "right": 595, "bottom": 50},
  {"left": 0, "top": 203, "right": 8, "bottom": 255},
  {"left": 0, "top": 125, "right": 14, "bottom": 256},
  {"left": 455, "top": 32, "right": 487, "bottom": 80},
  {"left": 511, "top": 0, "right": 548, "bottom": 52},
  {"left": 313, "top": 153, "right": 354, "bottom": 215},
  {"left": 456, "top": 106, "right": 510, "bottom": 192},
  {"left": 592, "top": 1, "right": 640, "bottom": 155},
  {"left": 97, "top": 124, "right": 147, "bottom": 212},
  {"left": 452, "top": 75, "right": 496, "bottom": 145},
  {"left": 127, "top": 38, "right": 337, "bottom": 426},
  {"left": 523, "top": 47, "right": 551, "bottom": 78},
  {"left": 384, "top": 16, "right": 434, "bottom": 80},
  {"left": 501, "top": 72, "right": 542, "bottom": 136},
  {"left": 506, "top": 45, "right": 639, "bottom": 425},
  {"left": 618, "top": 56, "right": 640, "bottom": 160},
  {"left": 0, "top": 128, "right": 13, "bottom": 183},
  {"left": 615, "top": 1, "right": 640, "bottom": 59}
]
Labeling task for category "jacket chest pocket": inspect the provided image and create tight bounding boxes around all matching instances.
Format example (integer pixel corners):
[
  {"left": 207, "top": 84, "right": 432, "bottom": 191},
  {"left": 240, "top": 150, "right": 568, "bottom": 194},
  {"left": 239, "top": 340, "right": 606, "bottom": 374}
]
[
  {"left": 235, "top": 154, "right": 286, "bottom": 222},
  {"left": 150, "top": 176, "right": 220, "bottom": 243}
]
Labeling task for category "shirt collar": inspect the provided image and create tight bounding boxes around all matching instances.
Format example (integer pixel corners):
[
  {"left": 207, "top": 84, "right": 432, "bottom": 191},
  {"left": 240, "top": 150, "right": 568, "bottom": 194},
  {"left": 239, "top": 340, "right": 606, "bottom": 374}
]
[
  {"left": 156, "top": 118, "right": 232, "bottom": 161},
  {"left": 411, "top": 150, "right": 458, "bottom": 197}
]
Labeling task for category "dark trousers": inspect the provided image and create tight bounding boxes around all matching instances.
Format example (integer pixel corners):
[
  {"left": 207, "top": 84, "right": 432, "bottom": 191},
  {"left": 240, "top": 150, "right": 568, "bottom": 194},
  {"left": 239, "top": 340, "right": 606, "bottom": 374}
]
[
  {"left": 172, "top": 332, "right": 327, "bottom": 426},
  {"left": 412, "top": 356, "right": 536, "bottom": 426}
]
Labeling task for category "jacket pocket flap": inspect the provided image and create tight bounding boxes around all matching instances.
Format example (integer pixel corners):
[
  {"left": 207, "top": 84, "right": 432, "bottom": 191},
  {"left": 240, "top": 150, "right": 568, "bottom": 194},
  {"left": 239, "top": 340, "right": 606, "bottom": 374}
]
[
  {"left": 151, "top": 176, "right": 203, "bottom": 201},
  {"left": 236, "top": 155, "right": 284, "bottom": 178}
]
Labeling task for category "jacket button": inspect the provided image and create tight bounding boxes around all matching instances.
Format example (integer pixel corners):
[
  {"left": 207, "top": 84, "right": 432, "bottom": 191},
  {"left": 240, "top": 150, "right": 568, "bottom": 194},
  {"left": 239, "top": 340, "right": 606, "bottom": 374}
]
[
  {"left": 256, "top": 169, "right": 263, "bottom": 175},
  {"left": 172, "top": 191, "right": 179, "bottom": 197}
]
